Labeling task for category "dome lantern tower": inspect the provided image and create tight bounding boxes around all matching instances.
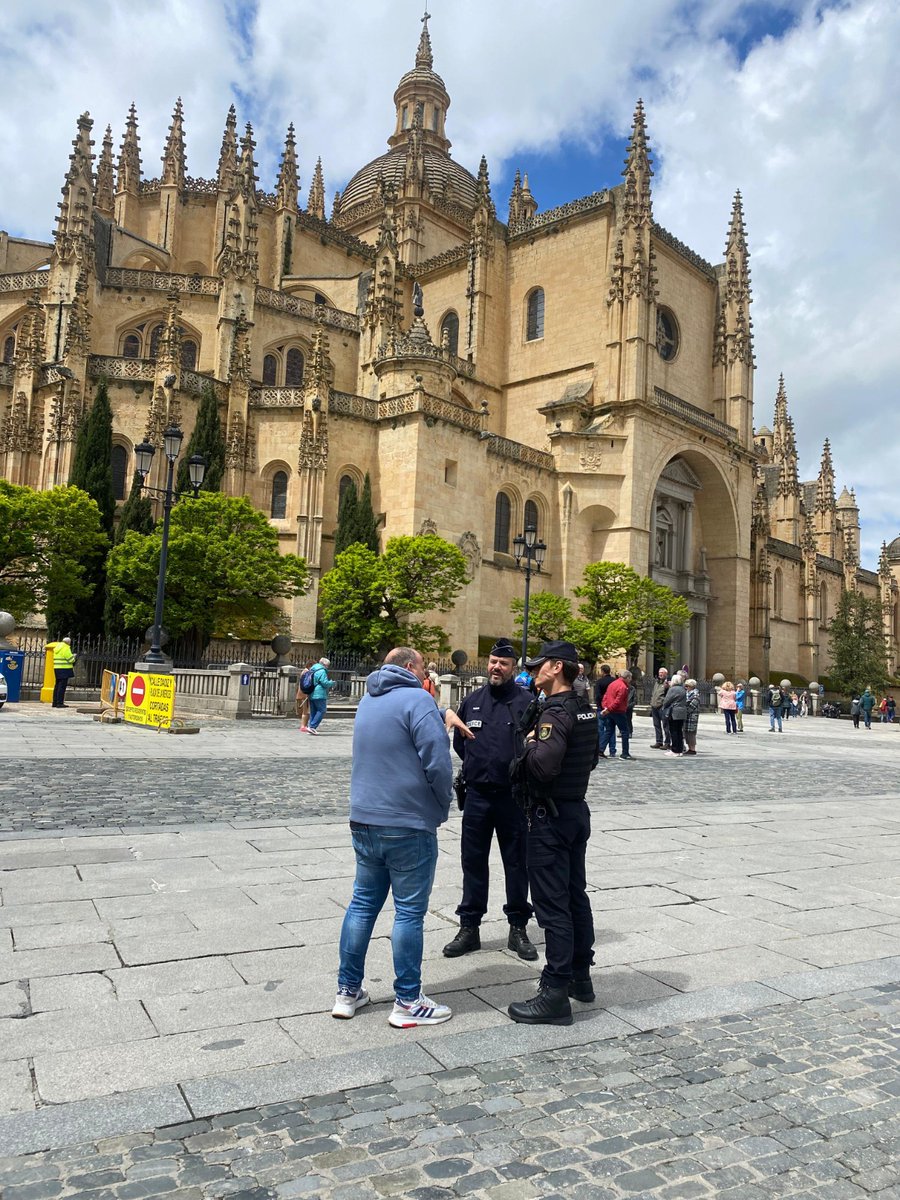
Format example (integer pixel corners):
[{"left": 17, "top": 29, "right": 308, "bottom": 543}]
[{"left": 388, "top": 11, "right": 451, "bottom": 154}]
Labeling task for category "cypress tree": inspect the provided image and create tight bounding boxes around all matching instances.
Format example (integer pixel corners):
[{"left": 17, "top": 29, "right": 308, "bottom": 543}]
[
  {"left": 355, "top": 472, "right": 379, "bottom": 552},
  {"left": 334, "top": 479, "right": 359, "bottom": 557},
  {"left": 176, "top": 383, "right": 226, "bottom": 494},
  {"left": 69, "top": 379, "right": 116, "bottom": 536}
]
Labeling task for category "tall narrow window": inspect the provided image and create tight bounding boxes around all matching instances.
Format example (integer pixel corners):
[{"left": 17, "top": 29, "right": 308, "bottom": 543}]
[
  {"left": 2, "top": 334, "right": 15, "bottom": 363},
  {"left": 773, "top": 568, "right": 783, "bottom": 618},
  {"left": 285, "top": 348, "right": 304, "bottom": 386},
  {"left": 111, "top": 445, "right": 128, "bottom": 500},
  {"left": 524, "top": 499, "right": 539, "bottom": 535},
  {"left": 440, "top": 311, "right": 459, "bottom": 357},
  {"left": 181, "top": 340, "right": 198, "bottom": 372},
  {"left": 494, "top": 492, "right": 511, "bottom": 554},
  {"left": 262, "top": 354, "right": 278, "bottom": 386},
  {"left": 525, "top": 288, "right": 545, "bottom": 341},
  {"left": 149, "top": 324, "right": 165, "bottom": 358},
  {"left": 270, "top": 470, "right": 288, "bottom": 520},
  {"left": 432, "top": 106, "right": 440, "bottom": 131},
  {"left": 122, "top": 333, "right": 141, "bottom": 358}
]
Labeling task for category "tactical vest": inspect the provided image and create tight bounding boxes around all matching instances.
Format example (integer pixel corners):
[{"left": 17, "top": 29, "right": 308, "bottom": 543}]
[{"left": 547, "top": 694, "right": 598, "bottom": 803}]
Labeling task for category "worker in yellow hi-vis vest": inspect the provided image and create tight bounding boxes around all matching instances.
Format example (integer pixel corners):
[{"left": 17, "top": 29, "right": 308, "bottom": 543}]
[{"left": 47, "top": 637, "right": 77, "bottom": 708}]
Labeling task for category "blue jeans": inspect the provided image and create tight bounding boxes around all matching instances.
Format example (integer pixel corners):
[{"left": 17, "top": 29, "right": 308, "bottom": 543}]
[
  {"left": 597, "top": 714, "right": 617, "bottom": 756},
  {"left": 338, "top": 823, "right": 438, "bottom": 1002},
  {"left": 769, "top": 705, "right": 782, "bottom": 731},
  {"left": 308, "top": 696, "right": 327, "bottom": 729}
]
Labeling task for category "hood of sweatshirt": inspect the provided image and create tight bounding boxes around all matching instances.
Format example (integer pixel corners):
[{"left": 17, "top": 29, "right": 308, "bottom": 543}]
[{"left": 366, "top": 663, "right": 424, "bottom": 697}]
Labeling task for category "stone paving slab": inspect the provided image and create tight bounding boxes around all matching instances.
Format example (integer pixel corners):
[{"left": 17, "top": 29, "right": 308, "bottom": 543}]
[{"left": 0, "top": 997, "right": 154, "bottom": 1061}]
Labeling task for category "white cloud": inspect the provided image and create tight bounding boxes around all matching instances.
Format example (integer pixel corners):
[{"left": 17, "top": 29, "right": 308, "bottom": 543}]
[{"left": 1, "top": 0, "right": 897, "bottom": 561}]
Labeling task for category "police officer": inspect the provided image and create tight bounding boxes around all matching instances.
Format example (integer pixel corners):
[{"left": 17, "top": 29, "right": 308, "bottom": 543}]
[
  {"left": 507, "top": 640, "right": 598, "bottom": 1026},
  {"left": 443, "top": 639, "right": 538, "bottom": 961}
]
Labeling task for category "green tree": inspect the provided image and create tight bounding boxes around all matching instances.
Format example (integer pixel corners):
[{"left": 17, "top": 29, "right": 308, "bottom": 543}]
[
  {"left": 104, "top": 472, "right": 156, "bottom": 634},
  {"left": 0, "top": 482, "right": 107, "bottom": 627},
  {"left": 69, "top": 379, "right": 115, "bottom": 536},
  {"left": 333, "top": 478, "right": 360, "bottom": 558},
  {"left": 176, "top": 383, "right": 226, "bottom": 494},
  {"left": 510, "top": 590, "right": 573, "bottom": 650},
  {"left": 355, "top": 473, "right": 379, "bottom": 553},
  {"left": 827, "top": 590, "right": 889, "bottom": 696},
  {"left": 571, "top": 562, "right": 691, "bottom": 663},
  {"left": 320, "top": 534, "right": 469, "bottom": 655},
  {"left": 106, "top": 492, "right": 309, "bottom": 659}
]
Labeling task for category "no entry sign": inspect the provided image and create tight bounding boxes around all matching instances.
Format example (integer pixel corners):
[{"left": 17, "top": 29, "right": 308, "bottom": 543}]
[{"left": 130, "top": 675, "right": 146, "bottom": 706}]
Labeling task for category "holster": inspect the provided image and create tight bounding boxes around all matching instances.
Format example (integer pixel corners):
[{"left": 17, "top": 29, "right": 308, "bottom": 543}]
[{"left": 453, "top": 769, "right": 467, "bottom": 811}]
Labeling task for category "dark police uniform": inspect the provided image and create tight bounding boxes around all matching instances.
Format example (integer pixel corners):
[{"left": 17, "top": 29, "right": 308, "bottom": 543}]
[{"left": 450, "top": 675, "right": 534, "bottom": 932}]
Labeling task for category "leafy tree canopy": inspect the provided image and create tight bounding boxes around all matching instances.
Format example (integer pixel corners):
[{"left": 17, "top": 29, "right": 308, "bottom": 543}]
[
  {"left": 334, "top": 473, "right": 379, "bottom": 557},
  {"left": 510, "top": 591, "right": 573, "bottom": 650},
  {"left": 176, "top": 383, "right": 226, "bottom": 494},
  {"left": 106, "top": 492, "right": 309, "bottom": 655},
  {"left": 320, "top": 534, "right": 468, "bottom": 655},
  {"left": 0, "top": 482, "right": 107, "bottom": 626},
  {"left": 69, "top": 379, "right": 116, "bottom": 536},
  {"left": 827, "top": 590, "right": 890, "bottom": 696}
]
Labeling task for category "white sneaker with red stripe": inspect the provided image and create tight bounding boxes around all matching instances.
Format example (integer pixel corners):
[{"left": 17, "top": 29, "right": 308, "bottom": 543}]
[{"left": 388, "top": 993, "right": 452, "bottom": 1027}]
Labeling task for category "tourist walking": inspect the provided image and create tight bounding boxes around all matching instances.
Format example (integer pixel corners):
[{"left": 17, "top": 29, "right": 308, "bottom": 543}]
[
  {"left": 735, "top": 681, "right": 746, "bottom": 731},
  {"left": 333, "top": 646, "right": 453, "bottom": 1027},
  {"left": 766, "top": 683, "right": 784, "bottom": 732},
  {"left": 442, "top": 639, "right": 538, "bottom": 962},
  {"left": 850, "top": 695, "right": 861, "bottom": 728},
  {"left": 594, "top": 664, "right": 617, "bottom": 758},
  {"left": 860, "top": 687, "right": 876, "bottom": 729},
  {"left": 599, "top": 669, "right": 633, "bottom": 760},
  {"left": 662, "top": 673, "right": 688, "bottom": 756},
  {"left": 48, "top": 637, "right": 76, "bottom": 708},
  {"left": 296, "top": 661, "right": 313, "bottom": 727},
  {"left": 507, "top": 640, "right": 598, "bottom": 1027},
  {"left": 301, "top": 657, "right": 336, "bottom": 734},
  {"left": 684, "top": 679, "right": 701, "bottom": 754},
  {"left": 719, "top": 681, "right": 738, "bottom": 733},
  {"left": 649, "top": 667, "right": 670, "bottom": 749},
  {"left": 888, "top": 696, "right": 896, "bottom": 722}
]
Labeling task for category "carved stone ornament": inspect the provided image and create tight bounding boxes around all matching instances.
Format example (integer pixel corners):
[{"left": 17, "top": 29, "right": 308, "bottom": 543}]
[
  {"left": 458, "top": 531, "right": 481, "bottom": 578},
  {"left": 579, "top": 448, "right": 603, "bottom": 472},
  {"left": 419, "top": 518, "right": 438, "bottom": 536}
]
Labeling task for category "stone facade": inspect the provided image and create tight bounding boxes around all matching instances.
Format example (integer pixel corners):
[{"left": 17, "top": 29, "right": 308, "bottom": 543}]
[{"left": 1, "top": 15, "right": 895, "bottom": 680}]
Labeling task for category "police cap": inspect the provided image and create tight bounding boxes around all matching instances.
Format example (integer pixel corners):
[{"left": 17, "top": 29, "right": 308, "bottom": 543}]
[
  {"left": 489, "top": 639, "right": 517, "bottom": 660},
  {"left": 525, "top": 640, "right": 580, "bottom": 668}
]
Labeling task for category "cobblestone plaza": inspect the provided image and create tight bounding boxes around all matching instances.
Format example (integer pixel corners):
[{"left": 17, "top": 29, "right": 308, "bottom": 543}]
[{"left": 1, "top": 708, "right": 900, "bottom": 1197}]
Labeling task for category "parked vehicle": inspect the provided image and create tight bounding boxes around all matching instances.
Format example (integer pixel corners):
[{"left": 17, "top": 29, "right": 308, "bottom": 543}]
[{"left": 822, "top": 701, "right": 842, "bottom": 718}]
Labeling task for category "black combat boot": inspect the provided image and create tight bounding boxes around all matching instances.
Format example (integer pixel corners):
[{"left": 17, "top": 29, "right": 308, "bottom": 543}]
[
  {"left": 568, "top": 968, "right": 595, "bottom": 1003},
  {"left": 507, "top": 925, "right": 538, "bottom": 961},
  {"left": 442, "top": 925, "right": 481, "bottom": 957},
  {"left": 507, "top": 982, "right": 573, "bottom": 1026}
]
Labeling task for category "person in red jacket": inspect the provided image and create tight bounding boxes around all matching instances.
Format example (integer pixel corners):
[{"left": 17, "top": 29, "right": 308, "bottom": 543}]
[{"left": 600, "top": 669, "right": 634, "bottom": 760}]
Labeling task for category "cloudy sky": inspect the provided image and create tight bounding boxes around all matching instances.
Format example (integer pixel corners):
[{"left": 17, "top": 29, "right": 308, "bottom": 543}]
[{"left": 2, "top": 0, "right": 898, "bottom": 563}]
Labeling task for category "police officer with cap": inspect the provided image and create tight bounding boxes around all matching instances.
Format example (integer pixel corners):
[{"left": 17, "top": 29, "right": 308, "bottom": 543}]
[
  {"left": 507, "top": 640, "right": 598, "bottom": 1025},
  {"left": 443, "top": 639, "right": 538, "bottom": 961}
]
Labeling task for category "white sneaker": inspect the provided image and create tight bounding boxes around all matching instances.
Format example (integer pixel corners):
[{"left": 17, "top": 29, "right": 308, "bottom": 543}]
[
  {"left": 388, "top": 993, "right": 452, "bottom": 1028},
  {"left": 331, "top": 986, "right": 369, "bottom": 1019}
]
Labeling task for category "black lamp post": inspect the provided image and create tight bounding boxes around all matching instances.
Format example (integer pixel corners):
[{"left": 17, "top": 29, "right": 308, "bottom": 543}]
[
  {"left": 513, "top": 522, "right": 547, "bottom": 666},
  {"left": 133, "top": 425, "right": 206, "bottom": 666}
]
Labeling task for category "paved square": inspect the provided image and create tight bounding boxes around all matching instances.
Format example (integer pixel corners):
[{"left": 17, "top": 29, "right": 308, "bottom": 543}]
[{"left": 1, "top": 705, "right": 900, "bottom": 1196}]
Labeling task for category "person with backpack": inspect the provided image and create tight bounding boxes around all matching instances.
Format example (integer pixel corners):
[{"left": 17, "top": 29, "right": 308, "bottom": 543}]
[
  {"left": 300, "top": 657, "right": 336, "bottom": 734},
  {"left": 767, "top": 683, "right": 783, "bottom": 732},
  {"left": 859, "top": 687, "right": 876, "bottom": 729},
  {"left": 850, "top": 694, "right": 861, "bottom": 728}
]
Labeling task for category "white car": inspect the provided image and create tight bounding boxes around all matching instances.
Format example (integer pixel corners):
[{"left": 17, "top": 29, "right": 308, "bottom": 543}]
[{"left": 0, "top": 670, "right": 6, "bottom": 710}]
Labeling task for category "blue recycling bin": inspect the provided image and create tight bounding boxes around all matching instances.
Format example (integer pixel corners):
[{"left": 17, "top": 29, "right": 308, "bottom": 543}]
[{"left": 1, "top": 651, "right": 25, "bottom": 702}]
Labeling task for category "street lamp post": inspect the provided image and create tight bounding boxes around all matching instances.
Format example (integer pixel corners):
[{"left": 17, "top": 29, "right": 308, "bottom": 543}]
[
  {"left": 513, "top": 522, "right": 547, "bottom": 666},
  {"left": 133, "top": 425, "right": 206, "bottom": 666}
]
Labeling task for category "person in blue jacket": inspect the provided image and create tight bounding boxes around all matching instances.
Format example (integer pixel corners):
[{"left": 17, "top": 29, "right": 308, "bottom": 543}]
[
  {"left": 333, "top": 646, "right": 455, "bottom": 1029},
  {"left": 301, "top": 657, "right": 336, "bottom": 734}
]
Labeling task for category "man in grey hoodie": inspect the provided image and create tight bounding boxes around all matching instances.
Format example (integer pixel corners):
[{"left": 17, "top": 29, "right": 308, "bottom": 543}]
[{"left": 333, "top": 646, "right": 455, "bottom": 1028}]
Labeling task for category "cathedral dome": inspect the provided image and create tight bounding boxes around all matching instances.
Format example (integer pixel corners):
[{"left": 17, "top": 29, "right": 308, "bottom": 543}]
[
  {"left": 886, "top": 535, "right": 900, "bottom": 562},
  {"left": 340, "top": 146, "right": 478, "bottom": 213}
]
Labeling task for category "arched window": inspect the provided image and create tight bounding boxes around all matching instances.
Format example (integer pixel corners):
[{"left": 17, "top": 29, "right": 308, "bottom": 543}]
[
  {"left": 440, "top": 311, "right": 460, "bottom": 357},
  {"left": 494, "top": 492, "right": 511, "bottom": 554},
  {"left": 819, "top": 586, "right": 827, "bottom": 627},
  {"left": 2, "top": 333, "right": 15, "bottom": 363},
  {"left": 148, "top": 324, "right": 165, "bottom": 359},
  {"left": 122, "top": 333, "right": 141, "bottom": 359},
  {"left": 524, "top": 499, "right": 539, "bottom": 535},
  {"left": 111, "top": 445, "right": 128, "bottom": 501},
  {"left": 339, "top": 473, "right": 355, "bottom": 504},
  {"left": 270, "top": 470, "right": 288, "bottom": 520},
  {"left": 181, "top": 340, "right": 198, "bottom": 372},
  {"left": 285, "top": 348, "right": 304, "bottom": 386},
  {"left": 526, "top": 288, "right": 544, "bottom": 341},
  {"left": 262, "top": 355, "right": 278, "bottom": 386},
  {"left": 773, "top": 568, "right": 783, "bottom": 618}
]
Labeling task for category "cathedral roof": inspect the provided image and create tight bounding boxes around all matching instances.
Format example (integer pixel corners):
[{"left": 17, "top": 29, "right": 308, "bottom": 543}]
[
  {"left": 887, "top": 535, "right": 900, "bottom": 562},
  {"left": 340, "top": 146, "right": 479, "bottom": 213}
]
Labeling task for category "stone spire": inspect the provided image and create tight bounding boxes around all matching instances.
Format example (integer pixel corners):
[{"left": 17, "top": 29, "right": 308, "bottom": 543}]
[
  {"left": 879, "top": 541, "right": 892, "bottom": 582},
  {"left": 416, "top": 8, "right": 433, "bottom": 69},
  {"left": 307, "top": 156, "right": 325, "bottom": 220},
  {"left": 508, "top": 169, "right": 524, "bottom": 226},
  {"left": 237, "top": 123, "right": 258, "bottom": 197},
  {"left": 55, "top": 112, "right": 95, "bottom": 255},
  {"left": 778, "top": 416, "right": 800, "bottom": 498},
  {"left": 622, "top": 99, "right": 653, "bottom": 230},
  {"left": 116, "top": 103, "right": 141, "bottom": 194},
  {"left": 471, "top": 156, "right": 495, "bottom": 258},
  {"left": 217, "top": 104, "right": 238, "bottom": 192},
  {"left": 161, "top": 98, "right": 186, "bottom": 189},
  {"left": 362, "top": 198, "right": 403, "bottom": 347},
  {"left": 771, "top": 373, "right": 788, "bottom": 460},
  {"left": 475, "top": 156, "right": 494, "bottom": 215},
  {"left": 815, "top": 438, "right": 835, "bottom": 513},
  {"left": 331, "top": 190, "right": 342, "bottom": 221},
  {"left": 94, "top": 125, "right": 115, "bottom": 217},
  {"left": 276, "top": 124, "right": 299, "bottom": 211},
  {"left": 722, "top": 189, "right": 753, "bottom": 366},
  {"left": 218, "top": 125, "right": 259, "bottom": 281},
  {"left": 521, "top": 173, "right": 537, "bottom": 220}
]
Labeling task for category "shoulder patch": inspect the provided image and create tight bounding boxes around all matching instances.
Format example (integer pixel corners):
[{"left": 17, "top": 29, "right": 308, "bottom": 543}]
[{"left": 539, "top": 723, "right": 553, "bottom": 740}]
